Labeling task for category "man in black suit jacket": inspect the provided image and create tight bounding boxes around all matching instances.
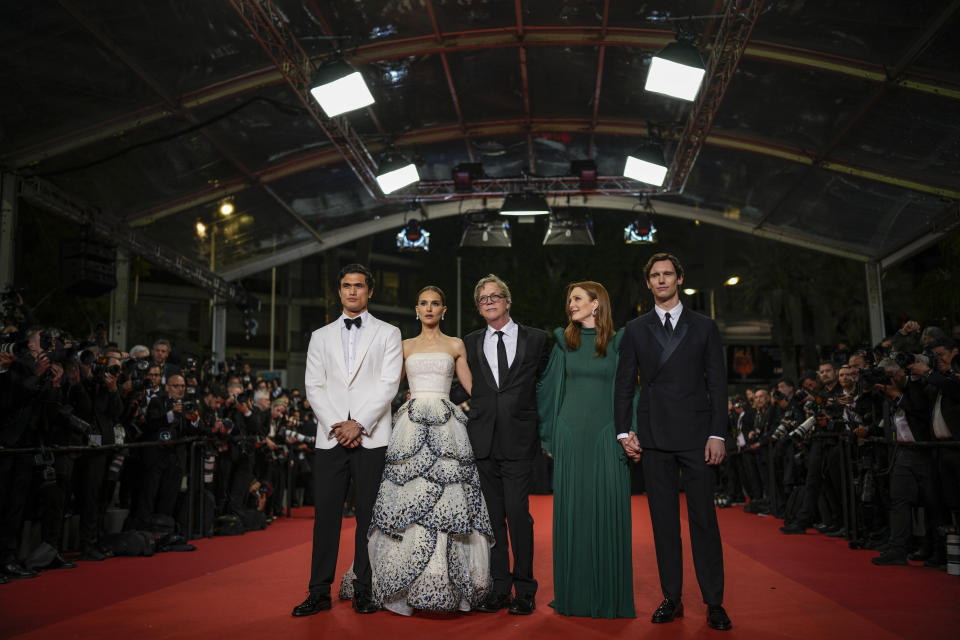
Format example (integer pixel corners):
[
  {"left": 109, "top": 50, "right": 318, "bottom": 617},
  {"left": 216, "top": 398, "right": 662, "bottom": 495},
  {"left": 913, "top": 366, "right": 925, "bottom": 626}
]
[
  {"left": 614, "top": 253, "right": 731, "bottom": 631},
  {"left": 464, "top": 274, "right": 549, "bottom": 616}
]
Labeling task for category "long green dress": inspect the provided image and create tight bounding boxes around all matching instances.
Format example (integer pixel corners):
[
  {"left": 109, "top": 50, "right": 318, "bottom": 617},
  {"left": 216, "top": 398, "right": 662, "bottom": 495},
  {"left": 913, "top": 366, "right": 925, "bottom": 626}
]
[{"left": 537, "top": 326, "right": 635, "bottom": 618}]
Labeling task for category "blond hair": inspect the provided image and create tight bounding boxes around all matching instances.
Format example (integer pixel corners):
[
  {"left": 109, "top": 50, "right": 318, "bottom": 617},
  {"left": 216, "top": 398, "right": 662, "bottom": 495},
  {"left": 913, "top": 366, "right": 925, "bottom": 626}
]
[{"left": 473, "top": 274, "right": 512, "bottom": 306}]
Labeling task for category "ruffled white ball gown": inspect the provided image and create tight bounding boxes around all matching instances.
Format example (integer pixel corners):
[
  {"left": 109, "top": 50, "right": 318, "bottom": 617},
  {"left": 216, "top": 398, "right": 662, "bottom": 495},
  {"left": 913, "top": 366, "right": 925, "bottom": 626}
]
[{"left": 368, "top": 352, "right": 494, "bottom": 615}]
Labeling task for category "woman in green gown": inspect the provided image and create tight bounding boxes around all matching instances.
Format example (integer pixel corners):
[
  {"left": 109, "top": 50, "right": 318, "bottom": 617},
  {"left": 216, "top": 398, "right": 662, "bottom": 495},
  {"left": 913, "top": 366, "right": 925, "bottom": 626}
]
[{"left": 537, "top": 281, "right": 635, "bottom": 618}]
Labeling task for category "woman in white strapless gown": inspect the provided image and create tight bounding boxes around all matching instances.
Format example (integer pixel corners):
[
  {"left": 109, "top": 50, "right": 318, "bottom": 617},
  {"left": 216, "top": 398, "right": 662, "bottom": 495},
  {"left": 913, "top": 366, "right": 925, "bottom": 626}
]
[{"left": 367, "top": 286, "right": 493, "bottom": 615}]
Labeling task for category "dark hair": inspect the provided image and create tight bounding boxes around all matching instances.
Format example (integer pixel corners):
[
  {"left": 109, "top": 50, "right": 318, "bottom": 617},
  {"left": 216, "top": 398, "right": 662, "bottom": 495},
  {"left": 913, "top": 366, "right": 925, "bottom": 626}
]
[
  {"left": 152, "top": 338, "right": 171, "bottom": 349},
  {"left": 777, "top": 377, "right": 795, "bottom": 388},
  {"left": 800, "top": 370, "right": 818, "bottom": 383},
  {"left": 818, "top": 360, "right": 835, "bottom": 369},
  {"left": 563, "top": 281, "right": 614, "bottom": 358},
  {"left": 643, "top": 252, "right": 685, "bottom": 280},
  {"left": 417, "top": 285, "right": 446, "bottom": 306},
  {"left": 338, "top": 263, "right": 375, "bottom": 292},
  {"left": 931, "top": 337, "right": 958, "bottom": 351}
]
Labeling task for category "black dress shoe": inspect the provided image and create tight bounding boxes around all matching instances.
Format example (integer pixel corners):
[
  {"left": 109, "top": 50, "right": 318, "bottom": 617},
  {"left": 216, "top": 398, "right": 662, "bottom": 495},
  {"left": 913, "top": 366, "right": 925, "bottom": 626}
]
[
  {"left": 780, "top": 523, "right": 807, "bottom": 534},
  {"left": 871, "top": 550, "right": 908, "bottom": 566},
  {"left": 825, "top": 527, "right": 848, "bottom": 538},
  {"left": 2, "top": 561, "right": 38, "bottom": 579},
  {"left": 0, "top": 573, "right": 8, "bottom": 584},
  {"left": 707, "top": 605, "right": 732, "bottom": 630},
  {"left": 45, "top": 554, "right": 78, "bottom": 570},
  {"left": 651, "top": 597, "right": 683, "bottom": 623},
  {"left": 78, "top": 548, "right": 107, "bottom": 562},
  {"left": 475, "top": 593, "right": 512, "bottom": 613},
  {"left": 352, "top": 590, "right": 378, "bottom": 614},
  {"left": 292, "top": 592, "right": 332, "bottom": 617},
  {"left": 508, "top": 594, "right": 535, "bottom": 615}
]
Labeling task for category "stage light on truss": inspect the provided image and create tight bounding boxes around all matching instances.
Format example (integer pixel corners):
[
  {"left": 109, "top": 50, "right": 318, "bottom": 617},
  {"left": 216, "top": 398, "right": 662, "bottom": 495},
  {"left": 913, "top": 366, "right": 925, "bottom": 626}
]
[
  {"left": 500, "top": 192, "right": 550, "bottom": 216},
  {"left": 645, "top": 39, "right": 706, "bottom": 101},
  {"left": 683, "top": 288, "right": 697, "bottom": 295},
  {"left": 309, "top": 60, "right": 375, "bottom": 117},
  {"left": 396, "top": 219, "right": 430, "bottom": 252},
  {"left": 218, "top": 199, "right": 234, "bottom": 216},
  {"left": 543, "top": 210, "right": 594, "bottom": 246},
  {"left": 460, "top": 211, "right": 512, "bottom": 248},
  {"left": 195, "top": 220, "right": 207, "bottom": 238},
  {"left": 725, "top": 276, "right": 740, "bottom": 286},
  {"left": 452, "top": 162, "right": 484, "bottom": 192},
  {"left": 623, "top": 144, "right": 668, "bottom": 187},
  {"left": 376, "top": 153, "right": 420, "bottom": 195},
  {"left": 570, "top": 159, "right": 598, "bottom": 191},
  {"left": 624, "top": 213, "right": 657, "bottom": 245}
]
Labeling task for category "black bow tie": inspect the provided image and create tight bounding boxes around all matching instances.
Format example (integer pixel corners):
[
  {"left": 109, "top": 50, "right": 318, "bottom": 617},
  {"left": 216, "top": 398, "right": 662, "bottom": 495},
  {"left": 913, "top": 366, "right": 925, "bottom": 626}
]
[{"left": 344, "top": 316, "right": 362, "bottom": 330}]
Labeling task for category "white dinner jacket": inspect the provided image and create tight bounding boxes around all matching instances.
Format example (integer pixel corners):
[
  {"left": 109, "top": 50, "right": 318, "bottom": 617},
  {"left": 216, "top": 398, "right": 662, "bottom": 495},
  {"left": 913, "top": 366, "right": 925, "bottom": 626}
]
[{"left": 304, "top": 312, "right": 403, "bottom": 450}]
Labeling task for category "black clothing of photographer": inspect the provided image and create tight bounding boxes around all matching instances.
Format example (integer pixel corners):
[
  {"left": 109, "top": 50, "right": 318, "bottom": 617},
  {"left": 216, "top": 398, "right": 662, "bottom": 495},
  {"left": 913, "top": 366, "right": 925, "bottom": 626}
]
[
  {"left": 872, "top": 358, "right": 945, "bottom": 565},
  {"left": 131, "top": 374, "right": 199, "bottom": 530},
  {"left": 0, "top": 348, "right": 49, "bottom": 578},
  {"left": 911, "top": 340, "right": 960, "bottom": 522}
]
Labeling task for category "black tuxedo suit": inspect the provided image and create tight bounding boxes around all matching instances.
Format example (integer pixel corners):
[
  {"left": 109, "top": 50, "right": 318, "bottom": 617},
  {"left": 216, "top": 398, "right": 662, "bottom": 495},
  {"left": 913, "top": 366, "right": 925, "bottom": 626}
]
[
  {"left": 614, "top": 307, "right": 726, "bottom": 606},
  {"left": 464, "top": 323, "right": 549, "bottom": 599}
]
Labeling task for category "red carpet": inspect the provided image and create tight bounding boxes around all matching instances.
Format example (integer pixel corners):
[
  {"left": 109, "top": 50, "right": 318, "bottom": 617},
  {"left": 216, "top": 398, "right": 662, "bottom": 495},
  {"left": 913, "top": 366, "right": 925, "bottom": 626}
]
[{"left": 3, "top": 496, "right": 959, "bottom": 639}]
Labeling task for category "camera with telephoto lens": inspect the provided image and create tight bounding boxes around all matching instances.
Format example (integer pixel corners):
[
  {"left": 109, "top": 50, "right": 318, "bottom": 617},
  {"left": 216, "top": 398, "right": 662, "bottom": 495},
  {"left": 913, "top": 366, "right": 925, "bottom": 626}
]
[{"left": 276, "top": 425, "right": 315, "bottom": 446}]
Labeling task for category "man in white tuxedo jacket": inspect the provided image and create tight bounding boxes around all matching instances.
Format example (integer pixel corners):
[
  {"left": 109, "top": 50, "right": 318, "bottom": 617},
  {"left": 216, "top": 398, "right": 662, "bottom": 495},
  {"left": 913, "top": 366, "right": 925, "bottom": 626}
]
[{"left": 292, "top": 264, "right": 402, "bottom": 617}]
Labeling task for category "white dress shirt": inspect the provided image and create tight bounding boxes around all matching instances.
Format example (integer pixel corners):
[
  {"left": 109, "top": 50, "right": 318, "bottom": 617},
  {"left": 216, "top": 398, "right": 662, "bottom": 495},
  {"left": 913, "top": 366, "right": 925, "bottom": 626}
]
[
  {"left": 339, "top": 310, "right": 370, "bottom": 378},
  {"left": 654, "top": 301, "right": 683, "bottom": 327},
  {"left": 484, "top": 318, "right": 518, "bottom": 387}
]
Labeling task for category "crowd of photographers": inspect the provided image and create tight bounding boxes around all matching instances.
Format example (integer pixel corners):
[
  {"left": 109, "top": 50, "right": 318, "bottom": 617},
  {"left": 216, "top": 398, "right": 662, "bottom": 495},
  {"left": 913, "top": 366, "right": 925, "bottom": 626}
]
[
  {"left": 720, "top": 321, "right": 960, "bottom": 569},
  {"left": 0, "top": 323, "right": 318, "bottom": 583}
]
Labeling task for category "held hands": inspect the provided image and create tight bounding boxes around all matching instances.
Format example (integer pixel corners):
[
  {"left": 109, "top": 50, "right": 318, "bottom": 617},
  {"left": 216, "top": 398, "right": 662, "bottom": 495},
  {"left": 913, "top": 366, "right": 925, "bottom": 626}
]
[
  {"left": 332, "top": 420, "right": 363, "bottom": 448},
  {"left": 620, "top": 432, "right": 642, "bottom": 462},
  {"left": 705, "top": 438, "right": 726, "bottom": 466}
]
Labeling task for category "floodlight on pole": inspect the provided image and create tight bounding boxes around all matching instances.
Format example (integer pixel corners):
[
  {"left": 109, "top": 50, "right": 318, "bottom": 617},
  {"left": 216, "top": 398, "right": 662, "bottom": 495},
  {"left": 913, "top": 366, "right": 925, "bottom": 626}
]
[
  {"left": 376, "top": 152, "right": 420, "bottom": 195},
  {"left": 218, "top": 200, "right": 234, "bottom": 216},
  {"left": 645, "top": 39, "right": 706, "bottom": 101},
  {"left": 309, "top": 60, "right": 375, "bottom": 117},
  {"left": 623, "top": 144, "right": 668, "bottom": 187}
]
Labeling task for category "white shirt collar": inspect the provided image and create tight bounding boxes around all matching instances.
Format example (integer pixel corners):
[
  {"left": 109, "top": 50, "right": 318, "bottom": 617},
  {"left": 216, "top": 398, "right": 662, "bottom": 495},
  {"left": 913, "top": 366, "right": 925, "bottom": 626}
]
[
  {"left": 486, "top": 318, "right": 518, "bottom": 336},
  {"left": 338, "top": 309, "right": 371, "bottom": 325},
  {"left": 654, "top": 301, "right": 683, "bottom": 325}
]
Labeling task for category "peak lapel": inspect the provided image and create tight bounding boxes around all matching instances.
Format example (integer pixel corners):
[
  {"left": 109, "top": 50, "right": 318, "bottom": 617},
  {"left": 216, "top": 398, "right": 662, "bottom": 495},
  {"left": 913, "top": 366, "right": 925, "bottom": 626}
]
[
  {"left": 348, "top": 315, "right": 379, "bottom": 384},
  {"left": 502, "top": 324, "right": 528, "bottom": 388},
  {"left": 656, "top": 311, "right": 690, "bottom": 371}
]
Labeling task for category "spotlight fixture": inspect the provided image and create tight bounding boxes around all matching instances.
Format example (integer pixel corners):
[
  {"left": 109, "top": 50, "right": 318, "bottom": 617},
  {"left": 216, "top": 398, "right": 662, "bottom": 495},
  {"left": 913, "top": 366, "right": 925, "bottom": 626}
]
[
  {"left": 452, "top": 162, "right": 484, "bottom": 192},
  {"left": 195, "top": 221, "right": 207, "bottom": 238},
  {"left": 623, "top": 144, "right": 668, "bottom": 187},
  {"left": 683, "top": 288, "right": 697, "bottom": 295},
  {"left": 376, "top": 152, "right": 420, "bottom": 194},
  {"left": 543, "top": 210, "right": 594, "bottom": 246},
  {"left": 570, "top": 159, "right": 598, "bottom": 191},
  {"left": 624, "top": 214, "right": 657, "bottom": 244},
  {"left": 645, "top": 37, "right": 706, "bottom": 102},
  {"left": 460, "top": 211, "right": 512, "bottom": 248},
  {"left": 309, "top": 59, "right": 375, "bottom": 117},
  {"left": 396, "top": 218, "right": 430, "bottom": 252},
  {"left": 500, "top": 191, "right": 550, "bottom": 216},
  {"left": 218, "top": 200, "right": 234, "bottom": 216},
  {"left": 725, "top": 276, "right": 740, "bottom": 286}
]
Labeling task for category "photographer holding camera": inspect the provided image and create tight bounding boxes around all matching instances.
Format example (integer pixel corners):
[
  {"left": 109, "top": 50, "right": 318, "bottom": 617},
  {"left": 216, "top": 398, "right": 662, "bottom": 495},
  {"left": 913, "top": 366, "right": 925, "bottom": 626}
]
[
  {"left": 69, "top": 349, "right": 124, "bottom": 561},
  {"left": 907, "top": 339, "right": 960, "bottom": 538},
  {"left": 871, "top": 356, "right": 945, "bottom": 566},
  {"left": 130, "top": 373, "right": 199, "bottom": 531}
]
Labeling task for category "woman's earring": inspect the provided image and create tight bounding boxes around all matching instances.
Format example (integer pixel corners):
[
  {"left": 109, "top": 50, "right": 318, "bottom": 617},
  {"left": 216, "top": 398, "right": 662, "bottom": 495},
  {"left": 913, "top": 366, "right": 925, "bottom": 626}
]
[
  {"left": 416, "top": 313, "right": 420, "bottom": 320},
  {"left": 592, "top": 308, "right": 597, "bottom": 316},
  {"left": 441, "top": 314, "right": 445, "bottom": 320}
]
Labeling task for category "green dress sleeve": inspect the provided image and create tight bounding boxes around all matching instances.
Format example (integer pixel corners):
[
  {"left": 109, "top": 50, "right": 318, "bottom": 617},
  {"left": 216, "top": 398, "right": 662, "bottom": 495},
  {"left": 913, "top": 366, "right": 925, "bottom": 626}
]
[
  {"left": 537, "top": 328, "right": 566, "bottom": 456},
  {"left": 610, "top": 327, "right": 639, "bottom": 432}
]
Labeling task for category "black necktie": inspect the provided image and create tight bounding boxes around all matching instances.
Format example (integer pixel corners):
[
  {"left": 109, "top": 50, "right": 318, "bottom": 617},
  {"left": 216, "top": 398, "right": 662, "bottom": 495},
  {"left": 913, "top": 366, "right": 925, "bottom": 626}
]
[
  {"left": 495, "top": 330, "right": 509, "bottom": 389},
  {"left": 344, "top": 316, "right": 362, "bottom": 330},
  {"left": 664, "top": 311, "right": 673, "bottom": 336}
]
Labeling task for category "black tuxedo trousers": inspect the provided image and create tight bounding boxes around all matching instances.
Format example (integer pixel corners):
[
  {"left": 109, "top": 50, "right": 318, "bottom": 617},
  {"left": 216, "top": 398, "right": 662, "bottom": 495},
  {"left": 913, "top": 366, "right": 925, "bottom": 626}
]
[{"left": 308, "top": 445, "right": 385, "bottom": 596}]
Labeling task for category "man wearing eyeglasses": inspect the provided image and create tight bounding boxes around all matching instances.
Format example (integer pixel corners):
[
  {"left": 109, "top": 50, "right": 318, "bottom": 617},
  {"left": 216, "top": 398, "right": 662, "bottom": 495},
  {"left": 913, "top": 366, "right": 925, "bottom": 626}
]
[
  {"left": 132, "top": 374, "right": 200, "bottom": 530},
  {"left": 464, "top": 274, "right": 550, "bottom": 616}
]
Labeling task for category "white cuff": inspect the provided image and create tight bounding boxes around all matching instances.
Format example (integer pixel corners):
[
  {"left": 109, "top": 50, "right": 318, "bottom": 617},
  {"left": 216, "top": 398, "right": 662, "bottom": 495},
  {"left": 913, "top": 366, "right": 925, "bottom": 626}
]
[
  {"left": 616, "top": 432, "right": 630, "bottom": 441},
  {"left": 708, "top": 435, "right": 725, "bottom": 441}
]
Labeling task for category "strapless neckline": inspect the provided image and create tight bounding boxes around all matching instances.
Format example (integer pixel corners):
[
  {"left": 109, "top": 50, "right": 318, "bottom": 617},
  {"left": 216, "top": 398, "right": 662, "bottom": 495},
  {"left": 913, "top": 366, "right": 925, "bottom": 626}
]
[{"left": 406, "top": 352, "right": 454, "bottom": 360}]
